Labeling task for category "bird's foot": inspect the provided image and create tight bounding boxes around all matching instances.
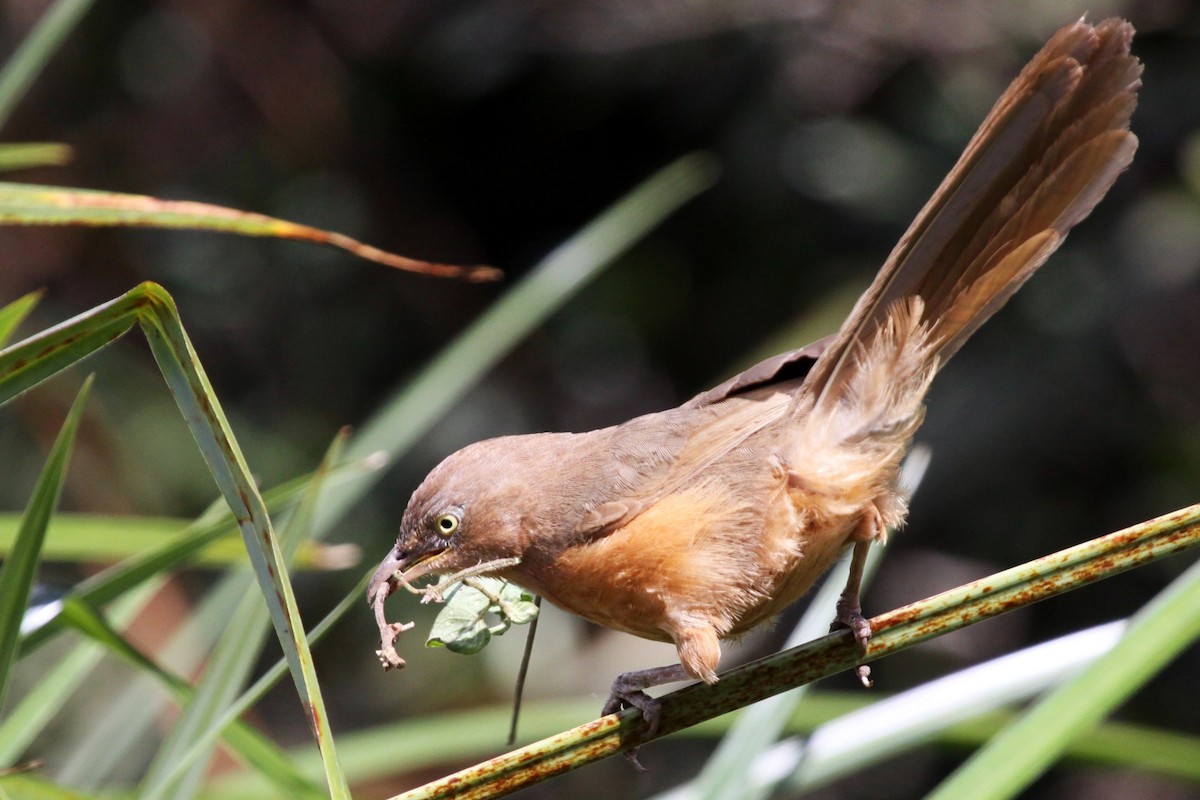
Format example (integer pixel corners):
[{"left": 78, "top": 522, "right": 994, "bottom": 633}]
[
  {"left": 602, "top": 686, "right": 659, "bottom": 770},
  {"left": 603, "top": 684, "right": 663, "bottom": 739},
  {"left": 602, "top": 663, "right": 691, "bottom": 767}
]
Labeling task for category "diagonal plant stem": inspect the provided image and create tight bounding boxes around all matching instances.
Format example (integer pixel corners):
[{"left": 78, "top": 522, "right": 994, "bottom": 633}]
[
  {"left": 0, "top": 283, "right": 349, "bottom": 798},
  {"left": 389, "top": 502, "right": 1200, "bottom": 800},
  {"left": 0, "top": 183, "right": 497, "bottom": 280}
]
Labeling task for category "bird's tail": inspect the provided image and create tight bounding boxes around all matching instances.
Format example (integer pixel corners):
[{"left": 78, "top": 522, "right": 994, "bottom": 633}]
[{"left": 805, "top": 18, "right": 1141, "bottom": 408}]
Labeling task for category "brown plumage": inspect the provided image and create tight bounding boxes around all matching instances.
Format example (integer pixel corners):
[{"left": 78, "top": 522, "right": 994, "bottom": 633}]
[{"left": 369, "top": 19, "right": 1140, "bottom": 731}]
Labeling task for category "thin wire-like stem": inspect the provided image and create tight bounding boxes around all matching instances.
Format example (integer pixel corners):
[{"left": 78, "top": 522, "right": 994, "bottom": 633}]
[
  {"left": 508, "top": 596, "right": 543, "bottom": 746},
  {"left": 390, "top": 502, "right": 1200, "bottom": 800}
]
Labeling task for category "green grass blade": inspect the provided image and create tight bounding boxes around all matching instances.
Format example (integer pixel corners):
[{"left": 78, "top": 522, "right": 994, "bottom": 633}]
[
  {"left": 0, "top": 143, "right": 72, "bottom": 172},
  {"left": 0, "top": 290, "right": 42, "bottom": 347},
  {"left": 139, "top": 431, "right": 347, "bottom": 800},
  {"left": 0, "top": 0, "right": 95, "bottom": 129},
  {"left": 0, "top": 281, "right": 346, "bottom": 793},
  {"left": 0, "top": 376, "right": 91, "bottom": 709},
  {"left": 0, "top": 513, "right": 351, "bottom": 567},
  {"left": 0, "top": 581, "right": 159, "bottom": 767},
  {"left": 0, "top": 773, "right": 98, "bottom": 800},
  {"left": 132, "top": 283, "right": 349, "bottom": 798},
  {"left": 0, "top": 287, "right": 144, "bottom": 406},
  {"left": 0, "top": 183, "right": 496, "bottom": 281},
  {"left": 926, "top": 554, "right": 1200, "bottom": 800}
]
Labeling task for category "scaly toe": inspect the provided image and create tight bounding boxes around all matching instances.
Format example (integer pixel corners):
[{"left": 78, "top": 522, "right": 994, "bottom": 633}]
[
  {"left": 603, "top": 688, "right": 663, "bottom": 739},
  {"left": 832, "top": 601, "right": 872, "bottom": 652}
]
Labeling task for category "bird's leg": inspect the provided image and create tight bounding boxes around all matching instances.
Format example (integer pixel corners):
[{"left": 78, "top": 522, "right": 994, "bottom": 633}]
[
  {"left": 834, "top": 539, "right": 873, "bottom": 645},
  {"left": 602, "top": 663, "right": 691, "bottom": 739},
  {"left": 831, "top": 536, "right": 875, "bottom": 687}
]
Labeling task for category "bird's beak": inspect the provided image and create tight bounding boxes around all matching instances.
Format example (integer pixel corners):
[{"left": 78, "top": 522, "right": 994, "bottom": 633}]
[{"left": 366, "top": 546, "right": 448, "bottom": 605}]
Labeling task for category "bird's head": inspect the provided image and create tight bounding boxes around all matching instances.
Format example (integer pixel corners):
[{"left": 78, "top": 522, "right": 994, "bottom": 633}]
[{"left": 367, "top": 436, "right": 551, "bottom": 604}]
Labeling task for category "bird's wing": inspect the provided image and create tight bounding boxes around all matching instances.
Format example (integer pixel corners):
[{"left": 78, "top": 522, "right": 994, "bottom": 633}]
[
  {"left": 574, "top": 392, "right": 791, "bottom": 538},
  {"left": 683, "top": 335, "right": 833, "bottom": 408}
]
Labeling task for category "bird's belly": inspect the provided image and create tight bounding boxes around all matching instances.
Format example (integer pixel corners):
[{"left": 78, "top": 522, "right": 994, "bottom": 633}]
[
  {"left": 726, "top": 505, "right": 856, "bottom": 635},
  {"left": 513, "top": 481, "right": 868, "bottom": 644}
]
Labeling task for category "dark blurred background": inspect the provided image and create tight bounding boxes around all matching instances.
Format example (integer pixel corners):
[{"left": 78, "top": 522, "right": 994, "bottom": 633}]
[{"left": 2, "top": 0, "right": 1200, "bottom": 797}]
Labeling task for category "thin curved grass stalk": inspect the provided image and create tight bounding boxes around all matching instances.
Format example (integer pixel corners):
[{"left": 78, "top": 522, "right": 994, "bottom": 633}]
[
  {"left": 0, "top": 291, "right": 42, "bottom": 345},
  {"left": 0, "top": 143, "right": 72, "bottom": 171},
  {"left": 0, "top": 183, "right": 498, "bottom": 281},
  {"left": 0, "top": 283, "right": 349, "bottom": 798},
  {"left": 388, "top": 502, "right": 1200, "bottom": 800},
  {"left": 0, "top": 512, "right": 353, "bottom": 568}
]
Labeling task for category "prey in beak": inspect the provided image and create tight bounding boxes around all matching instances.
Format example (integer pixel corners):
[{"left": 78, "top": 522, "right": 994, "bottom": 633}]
[{"left": 367, "top": 545, "right": 448, "bottom": 669}]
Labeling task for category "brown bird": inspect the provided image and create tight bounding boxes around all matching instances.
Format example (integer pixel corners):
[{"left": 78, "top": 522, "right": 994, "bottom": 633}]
[{"left": 369, "top": 19, "right": 1140, "bottom": 733}]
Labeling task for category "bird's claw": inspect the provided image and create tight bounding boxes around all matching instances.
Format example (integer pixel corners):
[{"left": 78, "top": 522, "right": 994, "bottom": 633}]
[
  {"left": 832, "top": 595, "right": 874, "bottom": 687},
  {"left": 603, "top": 688, "right": 663, "bottom": 736},
  {"left": 602, "top": 688, "right": 660, "bottom": 769},
  {"left": 833, "top": 590, "right": 871, "bottom": 644}
]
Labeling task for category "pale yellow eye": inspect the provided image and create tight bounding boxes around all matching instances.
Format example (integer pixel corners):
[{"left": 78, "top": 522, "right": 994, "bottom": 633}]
[{"left": 435, "top": 512, "right": 460, "bottom": 537}]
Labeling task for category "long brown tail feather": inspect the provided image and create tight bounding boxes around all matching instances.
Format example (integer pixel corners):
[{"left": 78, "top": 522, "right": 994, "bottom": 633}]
[{"left": 805, "top": 19, "right": 1141, "bottom": 405}]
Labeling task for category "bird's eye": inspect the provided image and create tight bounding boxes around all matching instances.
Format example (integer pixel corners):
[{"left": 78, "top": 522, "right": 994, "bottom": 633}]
[{"left": 434, "top": 512, "right": 460, "bottom": 537}]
